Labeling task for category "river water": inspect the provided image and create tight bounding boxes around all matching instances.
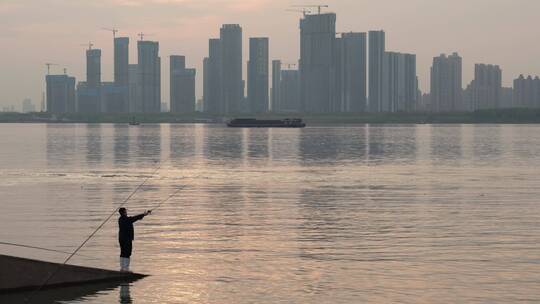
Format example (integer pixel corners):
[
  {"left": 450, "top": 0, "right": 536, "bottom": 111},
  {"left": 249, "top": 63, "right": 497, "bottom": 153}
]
[{"left": 1, "top": 123, "right": 539, "bottom": 303}]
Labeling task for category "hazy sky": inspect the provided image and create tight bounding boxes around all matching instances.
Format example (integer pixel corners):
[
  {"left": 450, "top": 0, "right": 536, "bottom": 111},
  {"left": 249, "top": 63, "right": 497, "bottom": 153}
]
[{"left": 1, "top": 0, "right": 539, "bottom": 109}]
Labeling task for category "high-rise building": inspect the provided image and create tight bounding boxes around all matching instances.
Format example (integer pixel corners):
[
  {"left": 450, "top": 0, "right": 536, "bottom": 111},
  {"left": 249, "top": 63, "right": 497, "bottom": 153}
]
[
  {"left": 220, "top": 24, "right": 243, "bottom": 113},
  {"left": 22, "top": 98, "right": 36, "bottom": 113},
  {"left": 114, "top": 37, "right": 129, "bottom": 86},
  {"left": 271, "top": 60, "right": 281, "bottom": 112},
  {"left": 418, "top": 93, "right": 431, "bottom": 112},
  {"left": 513, "top": 75, "right": 540, "bottom": 108},
  {"left": 170, "top": 55, "right": 196, "bottom": 113},
  {"left": 300, "top": 13, "right": 337, "bottom": 113},
  {"left": 86, "top": 49, "right": 101, "bottom": 89},
  {"left": 203, "top": 57, "right": 209, "bottom": 111},
  {"left": 137, "top": 41, "right": 161, "bottom": 113},
  {"left": 335, "top": 32, "right": 367, "bottom": 112},
  {"left": 381, "top": 52, "right": 417, "bottom": 112},
  {"left": 128, "top": 64, "right": 139, "bottom": 112},
  {"left": 472, "top": 64, "right": 502, "bottom": 110},
  {"left": 368, "top": 30, "right": 385, "bottom": 112},
  {"left": 81, "top": 48, "right": 102, "bottom": 113},
  {"left": 161, "top": 102, "right": 169, "bottom": 112},
  {"left": 112, "top": 37, "right": 130, "bottom": 113},
  {"left": 501, "top": 87, "right": 514, "bottom": 108},
  {"left": 280, "top": 69, "right": 301, "bottom": 112},
  {"left": 77, "top": 82, "right": 99, "bottom": 113},
  {"left": 204, "top": 38, "right": 222, "bottom": 113},
  {"left": 46, "top": 74, "right": 76, "bottom": 113},
  {"left": 430, "top": 53, "right": 462, "bottom": 112},
  {"left": 462, "top": 82, "right": 474, "bottom": 112},
  {"left": 404, "top": 56, "right": 418, "bottom": 112},
  {"left": 196, "top": 99, "right": 204, "bottom": 112},
  {"left": 247, "top": 37, "right": 269, "bottom": 113},
  {"left": 101, "top": 82, "right": 126, "bottom": 113}
]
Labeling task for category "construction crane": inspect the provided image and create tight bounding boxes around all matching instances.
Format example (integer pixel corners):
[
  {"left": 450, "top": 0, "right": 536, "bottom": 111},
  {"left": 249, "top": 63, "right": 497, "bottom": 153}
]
[
  {"left": 102, "top": 27, "right": 119, "bottom": 39},
  {"left": 285, "top": 8, "right": 311, "bottom": 17},
  {"left": 80, "top": 42, "right": 94, "bottom": 50},
  {"left": 291, "top": 4, "right": 329, "bottom": 14},
  {"left": 45, "top": 63, "right": 59, "bottom": 75},
  {"left": 137, "top": 32, "right": 154, "bottom": 41}
]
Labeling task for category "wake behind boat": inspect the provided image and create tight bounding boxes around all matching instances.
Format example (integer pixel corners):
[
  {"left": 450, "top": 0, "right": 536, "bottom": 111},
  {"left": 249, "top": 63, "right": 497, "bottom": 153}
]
[{"left": 227, "top": 118, "right": 306, "bottom": 128}]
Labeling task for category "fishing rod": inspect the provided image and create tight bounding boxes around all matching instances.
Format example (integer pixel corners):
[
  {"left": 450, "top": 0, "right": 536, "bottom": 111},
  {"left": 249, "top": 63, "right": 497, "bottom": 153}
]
[
  {"left": 24, "top": 160, "right": 166, "bottom": 303},
  {"left": 149, "top": 174, "right": 201, "bottom": 212},
  {"left": 0, "top": 241, "right": 98, "bottom": 260},
  {"left": 24, "top": 161, "right": 202, "bottom": 303}
]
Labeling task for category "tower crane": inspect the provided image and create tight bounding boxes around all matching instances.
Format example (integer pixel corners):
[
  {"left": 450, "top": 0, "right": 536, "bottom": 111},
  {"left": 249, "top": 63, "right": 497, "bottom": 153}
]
[
  {"left": 80, "top": 42, "right": 94, "bottom": 50},
  {"left": 137, "top": 32, "right": 155, "bottom": 41},
  {"left": 102, "top": 27, "right": 119, "bottom": 39},
  {"left": 285, "top": 8, "right": 311, "bottom": 17},
  {"left": 45, "top": 63, "right": 59, "bottom": 75},
  {"left": 291, "top": 4, "right": 329, "bottom": 14}
]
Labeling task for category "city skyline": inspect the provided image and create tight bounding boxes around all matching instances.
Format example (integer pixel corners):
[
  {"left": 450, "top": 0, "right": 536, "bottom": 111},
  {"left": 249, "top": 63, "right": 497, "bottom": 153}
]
[{"left": 2, "top": 0, "right": 540, "bottom": 109}]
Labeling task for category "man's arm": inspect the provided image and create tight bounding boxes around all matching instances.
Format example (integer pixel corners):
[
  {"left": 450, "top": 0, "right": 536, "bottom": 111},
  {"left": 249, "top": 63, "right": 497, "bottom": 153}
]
[{"left": 129, "top": 211, "right": 151, "bottom": 223}]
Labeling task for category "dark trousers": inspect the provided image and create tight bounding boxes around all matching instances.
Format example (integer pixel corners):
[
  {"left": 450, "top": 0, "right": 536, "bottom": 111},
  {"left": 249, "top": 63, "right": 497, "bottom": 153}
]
[{"left": 119, "top": 239, "right": 133, "bottom": 258}]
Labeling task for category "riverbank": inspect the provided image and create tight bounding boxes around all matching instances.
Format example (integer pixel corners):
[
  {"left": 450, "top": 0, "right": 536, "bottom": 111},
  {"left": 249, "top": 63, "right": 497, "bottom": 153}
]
[{"left": 1, "top": 108, "right": 539, "bottom": 124}]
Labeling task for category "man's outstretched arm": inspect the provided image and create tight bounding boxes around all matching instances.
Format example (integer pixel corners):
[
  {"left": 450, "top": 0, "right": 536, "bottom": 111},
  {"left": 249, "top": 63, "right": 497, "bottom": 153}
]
[{"left": 129, "top": 210, "right": 151, "bottom": 223}]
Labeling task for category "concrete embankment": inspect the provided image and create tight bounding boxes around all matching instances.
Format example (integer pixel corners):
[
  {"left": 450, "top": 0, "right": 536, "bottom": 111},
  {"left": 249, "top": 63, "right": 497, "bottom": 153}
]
[{"left": 0, "top": 254, "right": 147, "bottom": 293}]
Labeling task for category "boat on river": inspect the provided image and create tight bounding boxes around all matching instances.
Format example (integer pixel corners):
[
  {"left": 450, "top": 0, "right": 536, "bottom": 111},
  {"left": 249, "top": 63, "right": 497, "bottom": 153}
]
[
  {"left": 227, "top": 118, "right": 306, "bottom": 128},
  {"left": 129, "top": 117, "right": 140, "bottom": 126}
]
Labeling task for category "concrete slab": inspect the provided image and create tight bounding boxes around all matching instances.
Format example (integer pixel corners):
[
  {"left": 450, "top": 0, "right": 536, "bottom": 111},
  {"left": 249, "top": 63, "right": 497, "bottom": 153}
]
[{"left": 0, "top": 254, "right": 147, "bottom": 293}]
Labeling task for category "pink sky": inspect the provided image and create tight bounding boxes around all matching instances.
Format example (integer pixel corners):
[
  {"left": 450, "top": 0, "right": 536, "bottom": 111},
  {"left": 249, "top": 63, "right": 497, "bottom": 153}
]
[{"left": 1, "top": 0, "right": 539, "bottom": 109}]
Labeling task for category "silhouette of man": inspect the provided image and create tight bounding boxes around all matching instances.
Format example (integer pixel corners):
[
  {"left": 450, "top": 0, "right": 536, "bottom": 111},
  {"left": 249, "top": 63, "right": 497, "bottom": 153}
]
[{"left": 118, "top": 207, "right": 151, "bottom": 272}]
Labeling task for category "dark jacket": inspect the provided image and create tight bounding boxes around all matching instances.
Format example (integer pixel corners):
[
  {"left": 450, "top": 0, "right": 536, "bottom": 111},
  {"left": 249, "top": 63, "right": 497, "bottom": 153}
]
[{"left": 118, "top": 214, "right": 145, "bottom": 242}]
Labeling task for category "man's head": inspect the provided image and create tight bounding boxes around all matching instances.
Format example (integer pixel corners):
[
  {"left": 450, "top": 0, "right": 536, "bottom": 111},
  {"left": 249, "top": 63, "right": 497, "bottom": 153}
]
[{"left": 119, "top": 208, "right": 127, "bottom": 216}]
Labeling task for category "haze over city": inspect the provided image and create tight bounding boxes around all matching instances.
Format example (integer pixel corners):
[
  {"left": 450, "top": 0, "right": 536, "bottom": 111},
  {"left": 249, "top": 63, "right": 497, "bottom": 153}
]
[
  {"left": 3, "top": 1, "right": 540, "bottom": 303},
  {"left": 1, "top": 0, "right": 540, "bottom": 109}
]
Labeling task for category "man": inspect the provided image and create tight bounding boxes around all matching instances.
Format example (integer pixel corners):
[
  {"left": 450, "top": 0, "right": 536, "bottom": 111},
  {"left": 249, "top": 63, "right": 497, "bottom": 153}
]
[{"left": 118, "top": 207, "right": 151, "bottom": 272}]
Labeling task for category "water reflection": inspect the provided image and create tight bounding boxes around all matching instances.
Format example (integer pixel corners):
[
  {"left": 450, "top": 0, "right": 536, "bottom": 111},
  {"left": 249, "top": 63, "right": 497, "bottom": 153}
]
[
  {"left": 119, "top": 284, "right": 132, "bottom": 304},
  {"left": 113, "top": 125, "right": 130, "bottom": 166},
  {"left": 136, "top": 125, "right": 161, "bottom": 164},
  {"left": 367, "top": 125, "right": 416, "bottom": 163},
  {"left": 5, "top": 124, "right": 540, "bottom": 304},
  {"left": 267, "top": 129, "right": 300, "bottom": 162},
  {"left": 86, "top": 125, "right": 103, "bottom": 166},
  {"left": 46, "top": 124, "right": 78, "bottom": 168},
  {"left": 367, "top": 126, "right": 384, "bottom": 161},
  {"left": 472, "top": 125, "right": 502, "bottom": 162},
  {"left": 0, "top": 281, "right": 125, "bottom": 304},
  {"left": 246, "top": 129, "right": 270, "bottom": 161},
  {"left": 203, "top": 127, "right": 243, "bottom": 161},
  {"left": 169, "top": 124, "right": 196, "bottom": 167},
  {"left": 382, "top": 125, "right": 416, "bottom": 162},
  {"left": 431, "top": 125, "right": 462, "bottom": 165},
  {"left": 299, "top": 128, "right": 342, "bottom": 162}
]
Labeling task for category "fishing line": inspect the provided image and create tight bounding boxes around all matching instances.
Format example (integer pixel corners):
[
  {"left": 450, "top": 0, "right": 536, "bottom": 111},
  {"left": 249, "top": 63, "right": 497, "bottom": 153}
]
[
  {"left": 0, "top": 241, "right": 98, "bottom": 260},
  {"left": 149, "top": 174, "right": 202, "bottom": 212}
]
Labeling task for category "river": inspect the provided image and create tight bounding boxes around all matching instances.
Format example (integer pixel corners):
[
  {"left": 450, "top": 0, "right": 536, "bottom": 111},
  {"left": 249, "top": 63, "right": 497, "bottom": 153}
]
[{"left": 1, "top": 123, "right": 539, "bottom": 303}]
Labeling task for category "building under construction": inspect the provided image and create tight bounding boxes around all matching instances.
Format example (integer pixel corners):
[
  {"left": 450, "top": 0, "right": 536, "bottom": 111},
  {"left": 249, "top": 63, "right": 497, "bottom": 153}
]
[{"left": 299, "top": 12, "right": 337, "bottom": 113}]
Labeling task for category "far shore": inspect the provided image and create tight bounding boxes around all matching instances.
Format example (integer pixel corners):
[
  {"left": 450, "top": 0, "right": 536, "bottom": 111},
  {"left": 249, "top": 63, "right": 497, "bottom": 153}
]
[{"left": 0, "top": 109, "right": 539, "bottom": 124}]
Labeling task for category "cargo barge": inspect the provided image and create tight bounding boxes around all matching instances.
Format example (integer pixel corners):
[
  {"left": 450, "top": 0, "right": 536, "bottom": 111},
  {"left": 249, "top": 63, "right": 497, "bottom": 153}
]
[{"left": 227, "top": 118, "right": 306, "bottom": 128}]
